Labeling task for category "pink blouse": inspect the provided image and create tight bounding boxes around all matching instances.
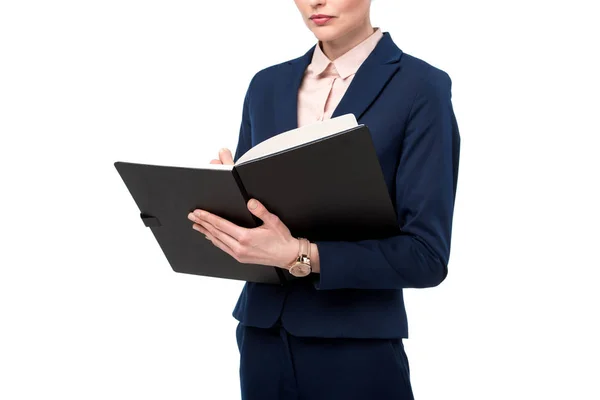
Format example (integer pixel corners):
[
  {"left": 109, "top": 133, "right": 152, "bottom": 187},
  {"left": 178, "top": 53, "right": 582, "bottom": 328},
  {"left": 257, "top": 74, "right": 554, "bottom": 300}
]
[{"left": 297, "top": 28, "right": 384, "bottom": 127}]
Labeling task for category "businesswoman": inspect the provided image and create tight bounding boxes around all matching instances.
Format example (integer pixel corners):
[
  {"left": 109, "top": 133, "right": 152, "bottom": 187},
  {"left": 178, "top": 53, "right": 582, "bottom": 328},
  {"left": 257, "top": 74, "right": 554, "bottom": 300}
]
[{"left": 188, "top": 0, "right": 460, "bottom": 398}]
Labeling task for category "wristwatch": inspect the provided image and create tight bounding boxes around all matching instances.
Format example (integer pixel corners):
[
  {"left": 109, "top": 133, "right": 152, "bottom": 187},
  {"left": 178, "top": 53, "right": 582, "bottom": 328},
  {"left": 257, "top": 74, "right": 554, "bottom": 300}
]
[{"left": 287, "top": 237, "right": 312, "bottom": 277}]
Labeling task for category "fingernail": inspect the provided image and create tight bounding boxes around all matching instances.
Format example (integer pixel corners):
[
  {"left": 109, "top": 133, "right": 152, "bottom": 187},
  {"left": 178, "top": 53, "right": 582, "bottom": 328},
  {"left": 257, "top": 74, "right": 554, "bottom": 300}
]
[{"left": 248, "top": 199, "right": 257, "bottom": 210}]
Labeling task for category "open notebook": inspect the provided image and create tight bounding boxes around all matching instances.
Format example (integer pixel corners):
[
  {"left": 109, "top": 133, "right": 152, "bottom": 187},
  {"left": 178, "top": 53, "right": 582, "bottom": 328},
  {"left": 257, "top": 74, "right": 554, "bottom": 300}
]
[
  {"left": 114, "top": 114, "right": 399, "bottom": 284},
  {"left": 206, "top": 113, "right": 359, "bottom": 169}
]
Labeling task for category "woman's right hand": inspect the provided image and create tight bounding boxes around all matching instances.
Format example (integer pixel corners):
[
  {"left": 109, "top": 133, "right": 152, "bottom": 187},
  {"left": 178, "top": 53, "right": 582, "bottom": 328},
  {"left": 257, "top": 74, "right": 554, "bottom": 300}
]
[{"left": 210, "top": 148, "right": 234, "bottom": 165}]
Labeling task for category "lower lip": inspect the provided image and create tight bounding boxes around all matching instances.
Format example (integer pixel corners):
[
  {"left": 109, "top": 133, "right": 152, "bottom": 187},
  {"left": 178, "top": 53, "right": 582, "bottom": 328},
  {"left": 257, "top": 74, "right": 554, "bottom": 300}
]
[{"left": 311, "top": 17, "right": 333, "bottom": 26}]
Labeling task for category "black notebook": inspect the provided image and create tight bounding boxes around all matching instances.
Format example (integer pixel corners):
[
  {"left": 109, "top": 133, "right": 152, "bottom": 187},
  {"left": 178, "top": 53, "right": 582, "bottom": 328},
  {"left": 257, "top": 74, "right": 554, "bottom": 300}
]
[{"left": 114, "top": 114, "right": 399, "bottom": 284}]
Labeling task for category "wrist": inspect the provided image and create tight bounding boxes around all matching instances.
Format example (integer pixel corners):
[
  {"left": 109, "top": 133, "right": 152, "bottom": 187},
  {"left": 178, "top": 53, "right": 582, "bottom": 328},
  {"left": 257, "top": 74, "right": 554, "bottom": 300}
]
[
  {"left": 281, "top": 237, "right": 300, "bottom": 269},
  {"left": 309, "top": 242, "right": 320, "bottom": 274},
  {"left": 281, "top": 237, "right": 320, "bottom": 274}
]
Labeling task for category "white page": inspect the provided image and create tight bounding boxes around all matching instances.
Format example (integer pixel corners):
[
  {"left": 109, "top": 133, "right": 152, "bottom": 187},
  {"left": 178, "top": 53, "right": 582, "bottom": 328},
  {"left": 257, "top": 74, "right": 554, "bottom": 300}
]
[{"left": 235, "top": 113, "right": 358, "bottom": 165}]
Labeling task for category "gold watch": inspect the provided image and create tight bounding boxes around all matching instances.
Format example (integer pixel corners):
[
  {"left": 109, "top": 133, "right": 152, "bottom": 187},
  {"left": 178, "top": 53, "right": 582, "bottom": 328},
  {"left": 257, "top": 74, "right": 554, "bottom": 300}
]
[{"left": 288, "top": 237, "right": 312, "bottom": 277}]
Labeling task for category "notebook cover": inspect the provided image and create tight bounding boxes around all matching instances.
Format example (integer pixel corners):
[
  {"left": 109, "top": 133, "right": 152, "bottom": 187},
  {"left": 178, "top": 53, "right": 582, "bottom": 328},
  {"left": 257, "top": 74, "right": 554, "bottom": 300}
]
[
  {"left": 114, "top": 161, "right": 283, "bottom": 284},
  {"left": 234, "top": 125, "right": 400, "bottom": 242}
]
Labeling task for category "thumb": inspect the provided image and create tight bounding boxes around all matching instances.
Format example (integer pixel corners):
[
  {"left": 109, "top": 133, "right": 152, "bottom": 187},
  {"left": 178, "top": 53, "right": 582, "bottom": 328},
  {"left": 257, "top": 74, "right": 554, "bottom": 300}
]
[
  {"left": 219, "top": 148, "right": 234, "bottom": 165},
  {"left": 247, "top": 199, "right": 281, "bottom": 228}
]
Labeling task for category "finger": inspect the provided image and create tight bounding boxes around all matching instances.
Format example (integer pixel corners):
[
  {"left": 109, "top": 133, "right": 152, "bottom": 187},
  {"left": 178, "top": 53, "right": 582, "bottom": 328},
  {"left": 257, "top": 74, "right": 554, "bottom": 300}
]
[
  {"left": 194, "top": 223, "right": 238, "bottom": 261},
  {"left": 193, "top": 222, "right": 235, "bottom": 251},
  {"left": 196, "top": 220, "right": 241, "bottom": 253},
  {"left": 210, "top": 159, "right": 223, "bottom": 165},
  {"left": 247, "top": 199, "right": 282, "bottom": 229},
  {"left": 190, "top": 210, "right": 247, "bottom": 241},
  {"left": 192, "top": 222, "right": 212, "bottom": 239},
  {"left": 219, "top": 148, "right": 234, "bottom": 165}
]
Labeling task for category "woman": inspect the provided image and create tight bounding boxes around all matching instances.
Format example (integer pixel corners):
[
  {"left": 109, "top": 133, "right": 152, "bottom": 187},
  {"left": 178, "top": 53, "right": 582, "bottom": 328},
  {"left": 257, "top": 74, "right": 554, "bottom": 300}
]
[{"left": 188, "top": 0, "right": 460, "bottom": 398}]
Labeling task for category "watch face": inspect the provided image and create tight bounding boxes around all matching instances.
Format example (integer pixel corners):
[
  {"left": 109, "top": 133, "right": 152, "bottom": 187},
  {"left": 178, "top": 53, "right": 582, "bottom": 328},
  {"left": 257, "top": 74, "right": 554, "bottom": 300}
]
[{"left": 290, "top": 262, "right": 311, "bottom": 277}]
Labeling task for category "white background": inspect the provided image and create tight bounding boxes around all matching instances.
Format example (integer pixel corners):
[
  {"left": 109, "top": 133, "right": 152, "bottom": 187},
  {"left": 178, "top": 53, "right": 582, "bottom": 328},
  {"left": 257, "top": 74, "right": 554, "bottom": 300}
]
[{"left": 1, "top": 0, "right": 599, "bottom": 399}]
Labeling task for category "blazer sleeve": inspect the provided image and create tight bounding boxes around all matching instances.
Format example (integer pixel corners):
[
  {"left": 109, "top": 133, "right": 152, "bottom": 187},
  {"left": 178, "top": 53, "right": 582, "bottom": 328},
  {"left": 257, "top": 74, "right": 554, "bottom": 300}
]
[
  {"left": 312, "top": 72, "right": 460, "bottom": 290},
  {"left": 233, "top": 78, "right": 254, "bottom": 163}
]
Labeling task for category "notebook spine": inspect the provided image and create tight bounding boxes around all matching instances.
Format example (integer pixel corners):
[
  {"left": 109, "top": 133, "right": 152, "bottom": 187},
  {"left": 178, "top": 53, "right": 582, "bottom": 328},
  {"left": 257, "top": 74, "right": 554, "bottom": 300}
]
[
  {"left": 232, "top": 166, "right": 288, "bottom": 286},
  {"left": 231, "top": 167, "right": 254, "bottom": 223}
]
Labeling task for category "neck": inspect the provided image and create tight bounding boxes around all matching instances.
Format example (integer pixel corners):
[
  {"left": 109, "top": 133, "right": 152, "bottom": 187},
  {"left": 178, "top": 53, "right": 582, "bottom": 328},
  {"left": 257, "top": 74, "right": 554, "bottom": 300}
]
[{"left": 320, "top": 23, "right": 375, "bottom": 61}]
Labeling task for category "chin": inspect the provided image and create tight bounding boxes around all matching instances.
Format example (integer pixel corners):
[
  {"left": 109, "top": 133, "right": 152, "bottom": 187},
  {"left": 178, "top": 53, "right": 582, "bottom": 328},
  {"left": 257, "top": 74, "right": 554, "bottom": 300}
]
[{"left": 310, "top": 27, "right": 346, "bottom": 43}]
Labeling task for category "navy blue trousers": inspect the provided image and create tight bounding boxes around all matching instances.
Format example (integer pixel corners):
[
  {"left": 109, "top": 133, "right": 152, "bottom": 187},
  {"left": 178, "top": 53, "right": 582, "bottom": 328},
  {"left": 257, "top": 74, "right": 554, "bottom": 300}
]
[{"left": 236, "top": 321, "right": 414, "bottom": 400}]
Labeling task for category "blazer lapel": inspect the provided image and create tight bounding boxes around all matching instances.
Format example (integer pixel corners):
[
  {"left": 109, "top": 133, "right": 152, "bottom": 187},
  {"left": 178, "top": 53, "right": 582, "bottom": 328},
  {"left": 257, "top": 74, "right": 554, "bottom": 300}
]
[
  {"left": 274, "top": 32, "right": 403, "bottom": 133},
  {"left": 331, "top": 32, "right": 403, "bottom": 121},
  {"left": 274, "top": 46, "right": 315, "bottom": 134}
]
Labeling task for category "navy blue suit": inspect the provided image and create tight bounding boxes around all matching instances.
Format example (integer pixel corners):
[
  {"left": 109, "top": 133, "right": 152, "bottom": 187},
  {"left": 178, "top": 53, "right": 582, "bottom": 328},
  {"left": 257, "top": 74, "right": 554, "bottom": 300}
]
[{"left": 232, "top": 32, "right": 460, "bottom": 399}]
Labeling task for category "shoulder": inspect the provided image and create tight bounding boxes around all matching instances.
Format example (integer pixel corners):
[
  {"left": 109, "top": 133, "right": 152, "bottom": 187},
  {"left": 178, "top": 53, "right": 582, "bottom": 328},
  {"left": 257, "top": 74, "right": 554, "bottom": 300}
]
[
  {"left": 245, "top": 49, "right": 313, "bottom": 97},
  {"left": 253, "top": 57, "right": 300, "bottom": 83},
  {"left": 398, "top": 52, "right": 453, "bottom": 97}
]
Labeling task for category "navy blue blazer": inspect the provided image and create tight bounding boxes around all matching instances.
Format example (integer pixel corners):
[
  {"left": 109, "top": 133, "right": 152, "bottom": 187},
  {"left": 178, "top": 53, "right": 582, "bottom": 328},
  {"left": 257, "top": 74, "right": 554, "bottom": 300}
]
[{"left": 232, "top": 32, "right": 460, "bottom": 339}]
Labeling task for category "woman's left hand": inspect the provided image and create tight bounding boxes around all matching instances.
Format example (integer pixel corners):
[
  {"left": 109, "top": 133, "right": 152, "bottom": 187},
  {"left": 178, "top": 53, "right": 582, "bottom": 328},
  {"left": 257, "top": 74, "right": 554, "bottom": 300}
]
[{"left": 188, "top": 199, "right": 299, "bottom": 269}]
